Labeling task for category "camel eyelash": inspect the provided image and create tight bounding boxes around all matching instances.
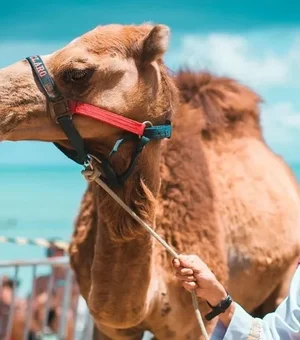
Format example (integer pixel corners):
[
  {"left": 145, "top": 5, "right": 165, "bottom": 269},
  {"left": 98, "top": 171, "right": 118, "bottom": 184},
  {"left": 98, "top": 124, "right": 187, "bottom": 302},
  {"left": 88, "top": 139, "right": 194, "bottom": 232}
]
[{"left": 62, "top": 68, "right": 95, "bottom": 83}]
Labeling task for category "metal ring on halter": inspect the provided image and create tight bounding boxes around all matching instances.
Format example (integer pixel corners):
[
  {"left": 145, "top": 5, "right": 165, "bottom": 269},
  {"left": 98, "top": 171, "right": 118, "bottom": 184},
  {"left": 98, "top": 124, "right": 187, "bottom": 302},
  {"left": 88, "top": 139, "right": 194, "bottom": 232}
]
[
  {"left": 139, "top": 121, "right": 153, "bottom": 139},
  {"left": 84, "top": 154, "right": 103, "bottom": 171},
  {"left": 83, "top": 155, "right": 93, "bottom": 169},
  {"left": 142, "top": 120, "right": 153, "bottom": 127}
]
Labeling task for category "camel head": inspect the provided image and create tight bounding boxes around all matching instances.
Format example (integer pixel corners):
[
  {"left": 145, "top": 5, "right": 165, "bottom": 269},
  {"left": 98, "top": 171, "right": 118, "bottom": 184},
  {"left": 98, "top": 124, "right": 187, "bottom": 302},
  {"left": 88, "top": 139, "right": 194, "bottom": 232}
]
[{"left": 0, "top": 23, "right": 178, "bottom": 184}]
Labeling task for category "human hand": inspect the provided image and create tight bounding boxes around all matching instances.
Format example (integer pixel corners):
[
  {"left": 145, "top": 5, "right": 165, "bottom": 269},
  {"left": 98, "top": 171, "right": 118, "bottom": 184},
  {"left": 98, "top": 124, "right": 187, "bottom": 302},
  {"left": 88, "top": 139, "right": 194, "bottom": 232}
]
[{"left": 173, "top": 254, "right": 227, "bottom": 306}]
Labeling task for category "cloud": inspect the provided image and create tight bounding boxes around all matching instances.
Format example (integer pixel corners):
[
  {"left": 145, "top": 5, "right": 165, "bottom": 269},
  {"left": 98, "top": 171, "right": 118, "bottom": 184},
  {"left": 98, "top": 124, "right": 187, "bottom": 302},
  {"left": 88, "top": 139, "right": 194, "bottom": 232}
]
[
  {"left": 166, "top": 29, "right": 300, "bottom": 89},
  {"left": 165, "top": 28, "right": 300, "bottom": 163},
  {"left": 261, "top": 101, "right": 300, "bottom": 163},
  {"left": 262, "top": 101, "right": 300, "bottom": 139}
]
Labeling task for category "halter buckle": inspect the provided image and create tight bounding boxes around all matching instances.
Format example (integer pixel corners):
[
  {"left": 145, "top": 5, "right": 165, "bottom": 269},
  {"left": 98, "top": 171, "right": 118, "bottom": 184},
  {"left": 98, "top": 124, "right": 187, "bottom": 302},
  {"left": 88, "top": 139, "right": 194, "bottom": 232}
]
[{"left": 49, "top": 98, "right": 72, "bottom": 123}]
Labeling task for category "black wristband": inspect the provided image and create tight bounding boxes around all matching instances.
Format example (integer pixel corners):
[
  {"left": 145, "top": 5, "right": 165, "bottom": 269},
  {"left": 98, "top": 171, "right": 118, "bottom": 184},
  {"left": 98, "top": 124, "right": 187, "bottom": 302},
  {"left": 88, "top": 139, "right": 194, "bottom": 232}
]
[{"left": 205, "top": 294, "right": 233, "bottom": 321}]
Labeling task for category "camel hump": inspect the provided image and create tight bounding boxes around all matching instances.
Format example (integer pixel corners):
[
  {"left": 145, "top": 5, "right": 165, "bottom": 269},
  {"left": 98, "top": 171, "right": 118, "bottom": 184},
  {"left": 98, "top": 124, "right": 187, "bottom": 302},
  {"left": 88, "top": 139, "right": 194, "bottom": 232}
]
[{"left": 176, "top": 70, "right": 263, "bottom": 132}]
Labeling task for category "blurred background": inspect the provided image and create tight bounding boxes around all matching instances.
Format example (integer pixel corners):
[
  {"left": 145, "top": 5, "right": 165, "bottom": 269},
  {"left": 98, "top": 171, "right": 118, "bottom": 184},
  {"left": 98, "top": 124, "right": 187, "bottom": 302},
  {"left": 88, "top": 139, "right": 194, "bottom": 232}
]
[{"left": 0, "top": 0, "right": 299, "bottom": 296}]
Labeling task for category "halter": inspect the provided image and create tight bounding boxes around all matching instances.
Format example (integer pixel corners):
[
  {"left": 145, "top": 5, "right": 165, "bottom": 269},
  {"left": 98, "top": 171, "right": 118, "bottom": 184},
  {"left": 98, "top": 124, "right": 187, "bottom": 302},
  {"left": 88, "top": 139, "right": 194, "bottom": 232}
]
[{"left": 26, "top": 55, "right": 172, "bottom": 187}]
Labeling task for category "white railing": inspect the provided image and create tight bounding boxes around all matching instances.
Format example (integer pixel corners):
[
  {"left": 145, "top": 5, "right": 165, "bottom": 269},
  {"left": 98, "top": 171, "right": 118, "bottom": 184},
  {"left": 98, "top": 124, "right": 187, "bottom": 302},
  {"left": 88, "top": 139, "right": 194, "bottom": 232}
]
[{"left": 0, "top": 256, "right": 93, "bottom": 340}]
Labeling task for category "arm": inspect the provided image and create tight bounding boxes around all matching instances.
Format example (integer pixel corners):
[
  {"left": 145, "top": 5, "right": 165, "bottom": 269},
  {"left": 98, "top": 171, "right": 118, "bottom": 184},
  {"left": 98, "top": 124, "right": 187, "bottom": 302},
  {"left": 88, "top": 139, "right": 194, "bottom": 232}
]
[
  {"left": 214, "top": 266, "right": 300, "bottom": 339},
  {"left": 173, "top": 255, "right": 300, "bottom": 340}
]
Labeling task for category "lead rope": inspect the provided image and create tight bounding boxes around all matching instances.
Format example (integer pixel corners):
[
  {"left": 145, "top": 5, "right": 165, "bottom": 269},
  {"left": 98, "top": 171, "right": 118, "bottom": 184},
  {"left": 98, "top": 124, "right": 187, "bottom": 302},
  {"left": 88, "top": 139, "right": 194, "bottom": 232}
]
[{"left": 82, "top": 164, "right": 209, "bottom": 340}]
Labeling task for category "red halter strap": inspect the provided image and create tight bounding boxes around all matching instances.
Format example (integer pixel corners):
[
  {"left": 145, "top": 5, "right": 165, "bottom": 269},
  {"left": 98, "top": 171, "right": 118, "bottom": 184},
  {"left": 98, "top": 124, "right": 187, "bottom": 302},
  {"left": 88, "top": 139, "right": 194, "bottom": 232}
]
[{"left": 68, "top": 100, "right": 146, "bottom": 136}]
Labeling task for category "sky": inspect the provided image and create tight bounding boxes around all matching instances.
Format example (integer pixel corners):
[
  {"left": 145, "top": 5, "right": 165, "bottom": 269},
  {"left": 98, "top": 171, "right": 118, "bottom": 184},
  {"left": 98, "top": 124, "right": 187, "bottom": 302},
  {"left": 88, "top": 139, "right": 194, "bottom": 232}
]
[{"left": 0, "top": 0, "right": 299, "bottom": 166}]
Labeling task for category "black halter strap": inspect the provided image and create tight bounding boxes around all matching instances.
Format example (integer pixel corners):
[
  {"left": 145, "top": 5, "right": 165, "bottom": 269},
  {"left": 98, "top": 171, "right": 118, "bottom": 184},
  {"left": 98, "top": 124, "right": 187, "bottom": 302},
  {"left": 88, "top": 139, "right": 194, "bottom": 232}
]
[{"left": 26, "top": 56, "right": 88, "bottom": 165}]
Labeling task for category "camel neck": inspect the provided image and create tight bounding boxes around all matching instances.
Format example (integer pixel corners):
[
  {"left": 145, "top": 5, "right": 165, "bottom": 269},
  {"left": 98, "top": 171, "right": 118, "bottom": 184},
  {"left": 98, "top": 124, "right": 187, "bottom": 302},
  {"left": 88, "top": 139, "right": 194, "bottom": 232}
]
[{"left": 87, "top": 148, "right": 161, "bottom": 328}]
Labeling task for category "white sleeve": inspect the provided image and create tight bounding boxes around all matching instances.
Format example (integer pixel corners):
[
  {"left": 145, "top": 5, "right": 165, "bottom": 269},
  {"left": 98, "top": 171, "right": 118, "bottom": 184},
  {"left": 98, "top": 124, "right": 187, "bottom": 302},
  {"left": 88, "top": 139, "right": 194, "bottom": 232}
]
[{"left": 211, "top": 266, "right": 300, "bottom": 340}]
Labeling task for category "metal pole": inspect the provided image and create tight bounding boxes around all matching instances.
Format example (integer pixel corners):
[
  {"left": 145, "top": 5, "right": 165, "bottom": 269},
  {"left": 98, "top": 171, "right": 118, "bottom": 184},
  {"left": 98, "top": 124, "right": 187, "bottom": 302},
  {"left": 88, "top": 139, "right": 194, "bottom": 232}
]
[
  {"left": 23, "top": 265, "right": 37, "bottom": 340},
  {"left": 41, "top": 268, "right": 55, "bottom": 332},
  {"left": 70, "top": 290, "right": 80, "bottom": 340},
  {"left": 58, "top": 268, "right": 73, "bottom": 339}
]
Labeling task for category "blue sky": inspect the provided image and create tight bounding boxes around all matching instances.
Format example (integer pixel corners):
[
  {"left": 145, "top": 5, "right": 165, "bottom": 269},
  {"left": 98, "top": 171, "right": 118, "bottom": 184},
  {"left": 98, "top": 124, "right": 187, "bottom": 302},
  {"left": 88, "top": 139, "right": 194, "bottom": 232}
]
[{"left": 1, "top": 0, "right": 300, "bottom": 166}]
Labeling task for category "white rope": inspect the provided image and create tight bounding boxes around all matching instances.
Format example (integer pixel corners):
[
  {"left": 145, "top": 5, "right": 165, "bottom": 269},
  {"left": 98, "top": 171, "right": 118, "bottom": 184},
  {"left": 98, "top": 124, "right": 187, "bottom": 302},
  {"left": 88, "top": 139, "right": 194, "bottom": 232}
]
[{"left": 82, "top": 165, "right": 209, "bottom": 339}]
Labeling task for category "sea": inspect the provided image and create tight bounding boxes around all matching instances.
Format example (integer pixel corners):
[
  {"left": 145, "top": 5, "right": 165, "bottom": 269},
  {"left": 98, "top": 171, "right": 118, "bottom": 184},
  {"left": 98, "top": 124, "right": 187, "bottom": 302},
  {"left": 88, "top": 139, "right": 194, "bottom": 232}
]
[
  {"left": 0, "top": 164, "right": 87, "bottom": 297},
  {"left": 1, "top": 162, "right": 300, "bottom": 298}
]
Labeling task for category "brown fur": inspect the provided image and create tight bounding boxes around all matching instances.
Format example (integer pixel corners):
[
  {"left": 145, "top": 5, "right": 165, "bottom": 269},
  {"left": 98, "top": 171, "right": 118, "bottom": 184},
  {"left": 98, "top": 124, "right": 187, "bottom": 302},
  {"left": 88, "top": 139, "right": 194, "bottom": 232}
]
[
  {"left": 68, "top": 71, "right": 300, "bottom": 339},
  {"left": 71, "top": 71, "right": 300, "bottom": 339},
  {"left": 1, "top": 23, "right": 300, "bottom": 339},
  {"left": 176, "top": 70, "right": 262, "bottom": 137}
]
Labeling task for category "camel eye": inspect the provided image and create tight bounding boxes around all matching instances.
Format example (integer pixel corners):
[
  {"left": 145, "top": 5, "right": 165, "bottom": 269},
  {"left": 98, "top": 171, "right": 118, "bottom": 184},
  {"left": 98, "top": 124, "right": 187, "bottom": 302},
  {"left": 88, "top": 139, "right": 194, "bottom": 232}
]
[
  {"left": 63, "top": 68, "right": 94, "bottom": 83},
  {"left": 72, "top": 69, "right": 87, "bottom": 80}
]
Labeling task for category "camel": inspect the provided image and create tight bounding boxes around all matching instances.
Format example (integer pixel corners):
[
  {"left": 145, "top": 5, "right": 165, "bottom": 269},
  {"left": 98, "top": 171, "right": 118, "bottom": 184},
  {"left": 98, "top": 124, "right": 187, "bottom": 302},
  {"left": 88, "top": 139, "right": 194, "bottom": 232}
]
[{"left": 1, "top": 23, "right": 300, "bottom": 339}]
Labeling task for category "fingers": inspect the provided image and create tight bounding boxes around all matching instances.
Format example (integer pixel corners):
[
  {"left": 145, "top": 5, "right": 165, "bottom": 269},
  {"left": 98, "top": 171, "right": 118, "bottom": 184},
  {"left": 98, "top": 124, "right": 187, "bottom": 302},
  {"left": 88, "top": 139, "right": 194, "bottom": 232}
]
[
  {"left": 174, "top": 267, "right": 194, "bottom": 275},
  {"left": 182, "top": 281, "right": 197, "bottom": 291},
  {"left": 172, "top": 255, "right": 207, "bottom": 290},
  {"left": 173, "top": 258, "right": 195, "bottom": 275},
  {"left": 180, "top": 267, "right": 194, "bottom": 275},
  {"left": 173, "top": 255, "right": 200, "bottom": 275},
  {"left": 178, "top": 254, "right": 206, "bottom": 272},
  {"left": 175, "top": 273, "right": 196, "bottom": 282}
]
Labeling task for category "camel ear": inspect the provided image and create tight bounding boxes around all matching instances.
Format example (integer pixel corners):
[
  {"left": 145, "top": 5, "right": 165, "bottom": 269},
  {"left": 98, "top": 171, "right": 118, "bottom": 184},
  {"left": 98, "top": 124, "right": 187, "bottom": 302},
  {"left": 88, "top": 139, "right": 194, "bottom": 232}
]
[{"left": 141, "top": 25, "right": 170, "bottom": 63}]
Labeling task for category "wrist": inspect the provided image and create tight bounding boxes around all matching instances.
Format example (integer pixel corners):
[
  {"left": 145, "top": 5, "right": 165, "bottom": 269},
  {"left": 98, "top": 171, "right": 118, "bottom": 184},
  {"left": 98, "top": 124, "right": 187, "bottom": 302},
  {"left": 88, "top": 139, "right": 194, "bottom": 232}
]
[
  {"left": 205, "top": 291, "right": 234, "bottom": 322},
  {"left": 207, "top": 286, "right": 228, "bottom": 307},
  {"left": 218, "top": 302, "right": 236, "bottom": 328}
]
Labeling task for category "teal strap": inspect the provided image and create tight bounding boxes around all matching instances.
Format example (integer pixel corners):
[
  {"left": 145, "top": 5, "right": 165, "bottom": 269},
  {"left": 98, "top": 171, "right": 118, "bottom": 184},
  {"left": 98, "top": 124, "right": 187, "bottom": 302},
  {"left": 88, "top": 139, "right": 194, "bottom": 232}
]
[
  {"left": 109, "top": 135, "right": 137, "bottom": 156},
  {"left": 110, "top": 123, "right": 172, "bottom": 157},
  {"left": 104, "top": 123, "right": 171, "bottom": 187},
  {"left": 117, "top": 136, "right": 150, "bottom": 183},
  {"left": 143, "top": 123, "right": 172, "bottom": 140},
  {"left": 60, "top": 122, "right": 173, "bottom": 188}
]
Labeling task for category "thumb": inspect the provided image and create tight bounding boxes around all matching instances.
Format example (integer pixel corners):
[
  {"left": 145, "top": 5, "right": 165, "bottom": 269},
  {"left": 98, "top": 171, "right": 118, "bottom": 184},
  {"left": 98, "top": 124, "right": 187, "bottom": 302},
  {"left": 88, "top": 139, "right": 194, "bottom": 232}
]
[{"left": 172, "top": 258, "right": 181, "bottom": 268}]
